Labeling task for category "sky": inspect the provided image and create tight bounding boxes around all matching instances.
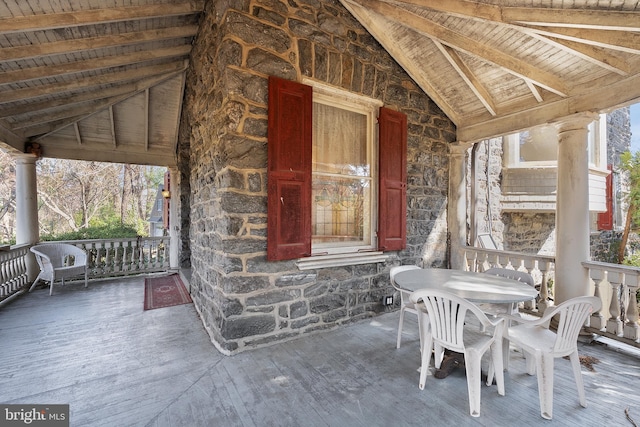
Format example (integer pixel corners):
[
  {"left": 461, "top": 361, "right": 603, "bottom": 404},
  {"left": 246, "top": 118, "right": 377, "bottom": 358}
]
[{"left": 631, "top": 103, "right": 640, "bottom": 153}]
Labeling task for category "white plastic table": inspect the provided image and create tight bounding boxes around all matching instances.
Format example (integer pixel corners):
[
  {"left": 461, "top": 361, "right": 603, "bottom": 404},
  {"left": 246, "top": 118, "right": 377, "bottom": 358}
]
[
  {"left": 395, "top": 268, "right": 539, "bottom": 372},
  {"left": 394, "top": 268, "right": 538, "bottom": 304}
]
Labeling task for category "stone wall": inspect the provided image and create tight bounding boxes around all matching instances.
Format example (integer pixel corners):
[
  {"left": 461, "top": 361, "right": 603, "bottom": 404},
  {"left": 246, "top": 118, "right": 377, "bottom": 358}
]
[
  {"left": 607, "top": 107, "right": 631, "bottom": 167},
  {"left": 466, "top": 139, "right": 504, "bottom": 248},
  {"left": 179, "top": 0, "right": 454, "bottom": 354}
]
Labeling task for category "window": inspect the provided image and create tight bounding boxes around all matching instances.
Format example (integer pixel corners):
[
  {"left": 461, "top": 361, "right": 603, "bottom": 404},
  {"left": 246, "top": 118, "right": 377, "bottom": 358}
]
[
  {"left": 267, "top": 76, "right": 406, "bottom": 262},
  {"left": 504, "top": 115, "right": 607, "bottom": 169},
  {"left": 311, "top": 88, "right": 377, "bottom": 254}
]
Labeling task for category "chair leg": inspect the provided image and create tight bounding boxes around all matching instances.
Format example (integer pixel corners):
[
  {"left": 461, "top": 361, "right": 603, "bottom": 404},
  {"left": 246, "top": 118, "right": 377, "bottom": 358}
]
[
  {"left": 535, "top": 352, "right": 555, "bottom": 420},
  {"left": 489, "top": 342, "right": 505, "bottom": 396},
  {"left": 29, "top": 276, "right": 42, "bottom": 292},
  {"left": 418, "top": 338, "right": 433, "bottom": 390},
  {"left": 433, "top": 343, "right": 445, "bottom": 369},
  {"left": 397, "top": 306, "right": 406, "bottom": 349},
  {"left": 464, "top": 349, "right": 482, "bottom": 417},
  {"left": 569, "top": 351, "right": 587, "bottom": 407},
  {"left": 49, "top": 281, "right": 54, "bottom": 296}
]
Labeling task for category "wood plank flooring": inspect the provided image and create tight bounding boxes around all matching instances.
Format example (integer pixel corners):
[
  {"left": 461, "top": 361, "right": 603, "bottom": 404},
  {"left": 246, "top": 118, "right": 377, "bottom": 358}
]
[{"left": 1, "top": 276, "right": 639, "bottom": 427}]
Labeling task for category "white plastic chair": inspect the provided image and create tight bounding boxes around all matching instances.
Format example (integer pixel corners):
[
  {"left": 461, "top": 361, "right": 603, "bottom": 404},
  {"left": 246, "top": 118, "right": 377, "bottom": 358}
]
[
  {"left": 501, "top": 296, "right": 601, "bottom": 420},
  {"left": 410, "top": 289, "right": 505, "bottom": 417},
  {"left": 28, "top": 243, "right": 89, "bottom": 295},
  {"left": 480, "top": 267, "right": 536, "bottom": 316},
  {"left": 389, "top": 265, "right": 422, "bottom": 348}
]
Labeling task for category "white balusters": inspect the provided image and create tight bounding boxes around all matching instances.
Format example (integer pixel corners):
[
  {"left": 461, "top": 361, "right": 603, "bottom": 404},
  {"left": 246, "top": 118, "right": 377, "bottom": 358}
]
[
  {"left": 606, "top": 271, "right": 624, "bottom": 336},
  {"left": 623, "top": 273, "right": 640, "bottom": 341}
]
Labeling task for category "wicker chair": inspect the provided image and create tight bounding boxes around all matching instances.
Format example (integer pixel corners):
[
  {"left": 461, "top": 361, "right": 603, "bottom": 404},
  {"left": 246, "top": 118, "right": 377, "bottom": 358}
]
[{"left": 28, "top": 243, "right": 89, "bottom": 295}]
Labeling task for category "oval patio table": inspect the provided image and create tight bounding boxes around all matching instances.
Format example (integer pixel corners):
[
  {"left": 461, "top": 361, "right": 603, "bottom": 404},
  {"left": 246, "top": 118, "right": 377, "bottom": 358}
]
[{"left": 394, "top": 268, "right": 539, "bottom": 304}]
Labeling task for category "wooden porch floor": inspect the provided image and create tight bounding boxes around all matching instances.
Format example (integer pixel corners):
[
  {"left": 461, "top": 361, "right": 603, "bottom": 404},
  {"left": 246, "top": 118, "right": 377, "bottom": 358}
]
[{"left": 1, "top": 276, "right": 639, "bottom": 427}]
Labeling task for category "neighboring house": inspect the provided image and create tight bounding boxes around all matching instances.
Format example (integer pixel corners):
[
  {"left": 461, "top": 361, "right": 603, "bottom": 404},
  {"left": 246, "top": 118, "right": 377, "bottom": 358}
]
[
  {"left": 469, "top": 108, "right": 632, "bottom": 259},
  {"left": 148, "top": 186, "right": 165, "bottom": 237},
  {"left": 148, "top": 171, "right": 171, "bottom": 238}
]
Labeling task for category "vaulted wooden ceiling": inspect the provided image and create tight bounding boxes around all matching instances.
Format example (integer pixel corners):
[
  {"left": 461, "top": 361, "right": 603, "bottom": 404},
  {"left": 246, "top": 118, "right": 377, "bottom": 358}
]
[
  {"left": 0, "top": 1, "right": 639, "bottom": 167},
  {"left": 0, "top": 1, "right": 202, "bottom": 167},
  {"left": 341, "top": 0, "right": 640, "bottom": 142}
]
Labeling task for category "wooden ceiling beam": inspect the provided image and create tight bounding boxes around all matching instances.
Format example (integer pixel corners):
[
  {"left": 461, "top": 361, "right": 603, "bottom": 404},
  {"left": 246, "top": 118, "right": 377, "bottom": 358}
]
[
  {"left": 0, "top": 26, "right": 198, "bottom": 62},
  {"left": 387, "top": 0, "right": 500, "bottom": 21},
  {"left": 73, "top": 123, "right": 82, "bottom": 146},
  {"left": 0, "top": 62, "right": 187, "bottom": 105},
  {"left": 109, "top": 106, "right": 117, "bottom": 148},
  {"left": 28, "top": 142, "right": 177, "bottom": 167},
  {"left": 434, "top": 41, "right": 497, "bottom": 116},
  {"left": 0, "top": 73, "right": 184, "bottom": 119},
  {"left": 352, "top": 0, "right": 569, "bottom": 96},
  {"left": 524, "top": 80, "right": 543, "bottom": 103},
  {"left": 10, "top": 93, "right": 137, "bottom": 130},
  {"left": 525, "top": 34, "right": 630, "bottom": 76},
  {"left": 0, "top": 121, "right": 26, "bottom": 152},
  {"left": 502, "top": 7, "right": 640, "bottom": 32},
  {"left": 0, "top": 2, "right": 203, "bottom": 34},
  {"left": 391, "top": 0, "right": 640, "bottom": 32},
  {"left": 523, "top": 26, "right": 640, "bottom": 55},
  {"left": 0, "top": 45, "right": 192, "bottom": 86}
]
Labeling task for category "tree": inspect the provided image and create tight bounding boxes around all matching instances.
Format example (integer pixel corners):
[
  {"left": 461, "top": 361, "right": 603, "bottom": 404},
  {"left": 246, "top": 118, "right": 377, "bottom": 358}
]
[
  {"left": 37, "top": 159, "right": 122, "bottom": 235},
  {"left": 617, "top": 151, "right": 640, "bottom": 262},
  {"left": 0, "top": 150, "right": 16, "bottom": 244},
  {"left": 0, "top": 151, "right": 165, "bottom": 241}
]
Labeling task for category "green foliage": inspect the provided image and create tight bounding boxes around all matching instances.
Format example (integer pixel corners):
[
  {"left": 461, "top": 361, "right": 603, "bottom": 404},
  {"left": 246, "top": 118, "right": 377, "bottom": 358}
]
[
  {"left": 620, "top": 151, "right": 640, "bottom": 229},
  {"left": 41, "top": 223, "right": 140, "bottom": 241}
]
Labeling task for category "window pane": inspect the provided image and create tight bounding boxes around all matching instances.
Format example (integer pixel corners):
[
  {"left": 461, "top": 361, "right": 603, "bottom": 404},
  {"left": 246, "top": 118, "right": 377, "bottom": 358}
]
[
  {"left": 519, "top": 125, "right": 557, "bottom": 162},
  {"left": 313, "top": 103, "right": 369, "bottom": 176},
  {"left": 311, "top": 176, "right": 371, "bottom": 245}
]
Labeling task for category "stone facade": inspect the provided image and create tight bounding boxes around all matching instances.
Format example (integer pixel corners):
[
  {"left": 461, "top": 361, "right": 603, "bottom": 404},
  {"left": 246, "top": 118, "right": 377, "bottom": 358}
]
[{"left": 179, "top": 0, "right": 454, "bottom": 354}]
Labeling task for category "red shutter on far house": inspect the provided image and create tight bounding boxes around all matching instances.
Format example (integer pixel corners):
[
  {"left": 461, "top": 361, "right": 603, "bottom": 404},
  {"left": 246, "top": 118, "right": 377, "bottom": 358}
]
[
  {"left": 267, "top": 76, "right": 312, "bottom": 261},
  {"left": 597, "top": 165, "right": 613, "bottom": 230},
  {"left": 378, "top": 107, "right": 407, "bottom": 251}
]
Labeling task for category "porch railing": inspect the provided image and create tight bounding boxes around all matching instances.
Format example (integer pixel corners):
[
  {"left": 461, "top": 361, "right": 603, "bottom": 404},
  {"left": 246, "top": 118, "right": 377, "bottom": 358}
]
[
  {"left": 462, "top": 246, "right": 556, "bottom": 313},
  {"left": 462, "top": 246, "right": 640, "bottom": 348},
  {"left": 61, "top": 237, "right": 170, "bottom": 279},
  {"left": 0, "top": 237, "right": 170, "bottom": 303},
  {"left": 582, "top": 261, "right": 640, "bottom": 348},
  {"left": 0, "top": 244, "right": 30, "bottom": 302}
]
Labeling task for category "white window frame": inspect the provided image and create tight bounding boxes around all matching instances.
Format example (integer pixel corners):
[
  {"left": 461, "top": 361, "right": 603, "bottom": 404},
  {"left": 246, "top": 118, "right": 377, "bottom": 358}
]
[{"left": 297, "top": 79, "right": 387, "bottom": 269}]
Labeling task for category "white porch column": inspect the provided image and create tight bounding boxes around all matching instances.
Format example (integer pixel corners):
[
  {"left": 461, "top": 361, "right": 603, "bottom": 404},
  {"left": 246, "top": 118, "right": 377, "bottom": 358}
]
[
  {"left": 553, "top": 113, "right": 597, "bottom": 304},
  {"left": 448, "top": 142, "right": 473, "bottom": 270},
  {"left": 168, "top": 167, "right": 179, "bottom": 270},
  {"left": 15, "top": 155, "right": 39, "bottom": 280}
]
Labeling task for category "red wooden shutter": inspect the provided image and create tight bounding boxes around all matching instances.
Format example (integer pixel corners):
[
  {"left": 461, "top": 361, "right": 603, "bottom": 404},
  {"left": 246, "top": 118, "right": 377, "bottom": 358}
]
[
  {"left": 378, "top": 107, "right": 407, "bottom": 251},
  {"left": 597, "top": 165, "right": 613, "bottom": 230},
  {"left": 267, "top": 76, "right": 312, "bottom": 260}
]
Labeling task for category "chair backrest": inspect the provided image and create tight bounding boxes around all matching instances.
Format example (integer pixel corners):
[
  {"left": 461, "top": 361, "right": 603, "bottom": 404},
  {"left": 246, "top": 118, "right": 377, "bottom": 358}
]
[
  {"left": 548, "top": 296, "right": 602, "bottom": 354},
  {"left": 483, "top": 267, "right": 534, "bottom": 287},
  {"left": 389, "top": 265, "right": 421, "bottom": 290},
  {"left": 412, "top": 289, "right": 498, "bottom": 353},
  {"left": 31, "top": 243, "right": 87, "bottom": 268}
]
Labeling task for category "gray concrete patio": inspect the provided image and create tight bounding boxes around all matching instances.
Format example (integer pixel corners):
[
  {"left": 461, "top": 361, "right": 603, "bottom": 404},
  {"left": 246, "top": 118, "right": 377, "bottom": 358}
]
[{"left": 1, "top": 276, "right": 639, "bottom": 426}]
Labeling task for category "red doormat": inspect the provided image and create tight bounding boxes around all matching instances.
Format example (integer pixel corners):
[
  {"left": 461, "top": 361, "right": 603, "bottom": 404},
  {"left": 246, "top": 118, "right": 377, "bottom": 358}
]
[{"left": 144, "top": 274, "right": 192, "bottom": 310}]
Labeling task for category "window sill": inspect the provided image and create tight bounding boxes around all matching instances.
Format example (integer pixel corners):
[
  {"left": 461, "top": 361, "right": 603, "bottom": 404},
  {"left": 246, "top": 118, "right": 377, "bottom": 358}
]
[{"left": 296, "top": 251, "right": 388, "bottom": 270}]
